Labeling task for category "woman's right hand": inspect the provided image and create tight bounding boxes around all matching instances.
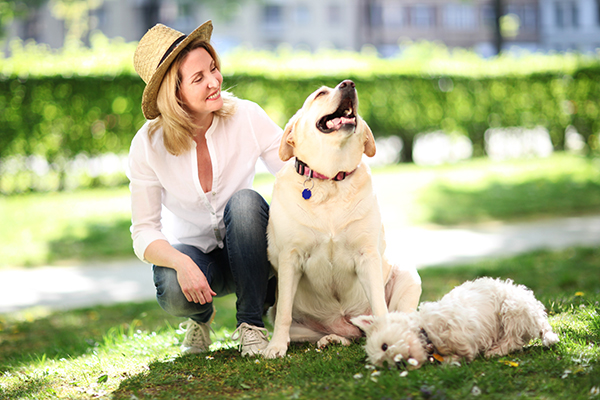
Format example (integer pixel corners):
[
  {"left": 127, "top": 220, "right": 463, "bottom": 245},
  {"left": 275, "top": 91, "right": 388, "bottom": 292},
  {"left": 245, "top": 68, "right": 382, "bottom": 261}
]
[
  {"left": 174, "top": 256, "right": 217, "bottom": 304},
  {"left": 143, "top": 240, "right": 216, "bottom": 304}
]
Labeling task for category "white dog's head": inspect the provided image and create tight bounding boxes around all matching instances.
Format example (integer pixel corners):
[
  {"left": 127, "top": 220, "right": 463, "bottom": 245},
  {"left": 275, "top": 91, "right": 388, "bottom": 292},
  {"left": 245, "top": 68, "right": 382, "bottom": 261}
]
[
  {"left": 351, "top": 312, "right": 429, "bottom": 369},
  {"left": 279, "top": 80, "right": 376, "bottom": 178}
]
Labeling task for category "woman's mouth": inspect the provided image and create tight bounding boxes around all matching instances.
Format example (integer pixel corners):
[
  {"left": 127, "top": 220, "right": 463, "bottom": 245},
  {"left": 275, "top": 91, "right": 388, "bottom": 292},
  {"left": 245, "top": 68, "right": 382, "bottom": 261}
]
[{"left": 207, "top": 90, "right": 220, "bottom": 101}]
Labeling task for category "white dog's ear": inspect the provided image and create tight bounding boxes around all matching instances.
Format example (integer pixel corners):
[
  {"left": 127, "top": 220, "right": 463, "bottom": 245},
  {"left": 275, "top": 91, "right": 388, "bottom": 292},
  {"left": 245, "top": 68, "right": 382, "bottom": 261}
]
[
  {"left": 360, "top": 118, "right": 376, "bottom": 157},
  {"left": 350, "top": 315, "right": 376, "bottom": 334},
  {"left": 279, "top": 111, "right": 300, "bottom": 161}
]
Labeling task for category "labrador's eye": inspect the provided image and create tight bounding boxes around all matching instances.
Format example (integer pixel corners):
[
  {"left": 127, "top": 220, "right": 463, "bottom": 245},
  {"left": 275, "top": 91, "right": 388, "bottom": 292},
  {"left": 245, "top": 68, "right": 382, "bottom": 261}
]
[
  {"left": 381, "top": 343, "right": 388, "bottom": 351},
  {"left": 314, "top": 90, "right": 328, "bottom": 99}
]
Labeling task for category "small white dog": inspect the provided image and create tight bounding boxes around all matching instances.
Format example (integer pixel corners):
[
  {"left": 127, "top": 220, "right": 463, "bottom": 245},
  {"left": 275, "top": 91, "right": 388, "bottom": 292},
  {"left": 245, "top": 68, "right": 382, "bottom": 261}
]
[{"left": 351, "top": 277, "right": 559, "bottom": 368}]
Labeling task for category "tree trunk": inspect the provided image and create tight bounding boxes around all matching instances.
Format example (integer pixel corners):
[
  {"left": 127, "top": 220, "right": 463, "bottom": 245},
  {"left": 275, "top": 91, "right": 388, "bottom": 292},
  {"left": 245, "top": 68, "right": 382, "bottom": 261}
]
[{"left": 493, "top": 0, "right": 504, "bottom": 55}]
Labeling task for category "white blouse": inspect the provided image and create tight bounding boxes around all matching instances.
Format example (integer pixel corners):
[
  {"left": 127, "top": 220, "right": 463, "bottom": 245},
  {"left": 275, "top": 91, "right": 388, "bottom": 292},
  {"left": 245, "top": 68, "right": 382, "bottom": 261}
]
[{"left": 127, "top": 99, "right": 286, "bottom": 263}]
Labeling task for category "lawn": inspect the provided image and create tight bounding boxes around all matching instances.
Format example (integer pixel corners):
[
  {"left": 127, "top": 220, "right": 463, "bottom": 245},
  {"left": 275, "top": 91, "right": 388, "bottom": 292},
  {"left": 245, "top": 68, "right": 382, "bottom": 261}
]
[
  {"left": 1, "top": 152, "right": 600, "bottom": 268},
  {"left": 1, "top": 152, "right": 599, "bottom": 398},
  {"left": 0, "top": 247, "right": 598, "bottom": 399}
]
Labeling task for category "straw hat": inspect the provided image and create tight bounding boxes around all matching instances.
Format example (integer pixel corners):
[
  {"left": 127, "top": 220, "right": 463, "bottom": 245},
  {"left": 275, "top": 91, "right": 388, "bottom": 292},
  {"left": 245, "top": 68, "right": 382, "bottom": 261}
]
[{"left": 134, "top": 20, "right": 213, "bottom": 120}]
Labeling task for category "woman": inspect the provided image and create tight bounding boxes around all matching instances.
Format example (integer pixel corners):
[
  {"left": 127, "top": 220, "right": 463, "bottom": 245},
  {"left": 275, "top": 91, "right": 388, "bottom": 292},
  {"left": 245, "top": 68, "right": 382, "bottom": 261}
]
[{"left": 129, "top": 21, "right": 285, "bottom": 356}]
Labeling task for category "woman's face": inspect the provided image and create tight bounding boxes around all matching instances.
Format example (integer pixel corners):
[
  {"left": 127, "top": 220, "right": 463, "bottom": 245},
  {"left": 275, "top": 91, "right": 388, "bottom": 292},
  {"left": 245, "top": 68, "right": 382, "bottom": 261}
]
[{"left": 178, "top": 47, "right": 223, "bottom": 124}]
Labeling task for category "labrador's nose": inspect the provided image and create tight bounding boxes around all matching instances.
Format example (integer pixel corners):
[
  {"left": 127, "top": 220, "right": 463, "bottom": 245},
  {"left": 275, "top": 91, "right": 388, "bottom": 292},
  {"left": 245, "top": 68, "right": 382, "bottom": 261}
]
[{"left": 338, "top": 80, "right": 355, "bottom": 90}]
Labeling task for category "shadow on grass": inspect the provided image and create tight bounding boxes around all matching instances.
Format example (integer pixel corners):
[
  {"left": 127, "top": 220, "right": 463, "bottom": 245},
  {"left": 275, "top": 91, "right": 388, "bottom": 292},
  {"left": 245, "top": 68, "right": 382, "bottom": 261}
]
[
  {"left": 110, "top": 315, "right": 600, "bottom": 400},
  {"left": 0, "top": 301, "right": 180, "bottom": 374},
  {"left": 112, "top": 342, "right": 370, "bottom": 400},
  {"left": 420, "top": 177, "right": 600, "bottom": 225},
  {"left": 1, "top": 377, "right": 49, "bottom": 400},
  {"left": 110, "top": 247, "right": 600, "bottom": 400},
  {"left": 47, "top": 218, "right": 133, "bottom": 263},
  {"left": 0, "top": 295, "right": 238, "bottom": 374}
]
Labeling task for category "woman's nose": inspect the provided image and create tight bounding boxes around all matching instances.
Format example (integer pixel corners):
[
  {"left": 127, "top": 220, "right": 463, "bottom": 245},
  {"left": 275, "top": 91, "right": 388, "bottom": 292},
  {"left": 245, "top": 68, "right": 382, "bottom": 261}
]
[{"left": 207, "top": 73, "right": 220, "bottom": 89}]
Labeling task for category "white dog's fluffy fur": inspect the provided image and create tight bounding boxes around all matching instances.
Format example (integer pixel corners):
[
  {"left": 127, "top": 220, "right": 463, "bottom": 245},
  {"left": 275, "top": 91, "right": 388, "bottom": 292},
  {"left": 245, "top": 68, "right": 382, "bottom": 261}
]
[{"left": 351, "top": 277, "right": 559, "bottom": 368}]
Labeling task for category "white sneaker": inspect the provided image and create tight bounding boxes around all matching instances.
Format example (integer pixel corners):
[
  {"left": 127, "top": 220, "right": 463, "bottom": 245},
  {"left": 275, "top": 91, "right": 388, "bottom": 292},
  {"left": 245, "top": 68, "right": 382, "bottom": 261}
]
[
  {"left": 231, "top": 323, "right": 269, "bottom": 357},
  {"left": 179, "top": 319, "right": 212, "bottom": 354}
]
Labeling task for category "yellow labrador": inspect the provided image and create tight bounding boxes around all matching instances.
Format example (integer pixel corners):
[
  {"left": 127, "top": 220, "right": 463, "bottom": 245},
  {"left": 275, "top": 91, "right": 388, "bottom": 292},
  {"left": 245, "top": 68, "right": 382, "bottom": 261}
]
[{"left": 263, "top": 80, "right": 422, "bottom": 359}]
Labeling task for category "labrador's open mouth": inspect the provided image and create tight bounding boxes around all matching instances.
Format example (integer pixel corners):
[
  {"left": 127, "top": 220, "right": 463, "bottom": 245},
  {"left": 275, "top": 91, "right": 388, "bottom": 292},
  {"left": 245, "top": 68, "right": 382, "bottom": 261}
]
[{"left": 317, "top": 96, "right": 357, "bottom": 133}]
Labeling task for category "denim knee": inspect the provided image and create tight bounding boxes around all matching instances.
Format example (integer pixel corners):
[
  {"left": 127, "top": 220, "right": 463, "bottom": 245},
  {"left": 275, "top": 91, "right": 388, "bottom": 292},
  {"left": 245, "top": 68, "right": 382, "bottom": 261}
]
[
  {"left": 153, "top": 265, "right": 213, "bottom": 323},
  {"left": 224, "top": 189, "right": 269, "bottom": 235}
]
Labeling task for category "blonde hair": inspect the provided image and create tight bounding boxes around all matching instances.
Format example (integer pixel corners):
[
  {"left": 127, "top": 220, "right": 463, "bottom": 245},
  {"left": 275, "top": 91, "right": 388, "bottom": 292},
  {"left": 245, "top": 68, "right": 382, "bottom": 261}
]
[{"left": 149, "top": 39, "right": 237, "bottom": 155}]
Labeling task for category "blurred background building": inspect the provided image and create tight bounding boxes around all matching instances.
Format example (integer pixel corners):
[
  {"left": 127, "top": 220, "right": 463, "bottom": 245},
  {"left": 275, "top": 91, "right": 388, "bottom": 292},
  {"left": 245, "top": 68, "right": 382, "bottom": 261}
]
[{"left": 3, "top": 0, "right": 600, "bottom": 56}]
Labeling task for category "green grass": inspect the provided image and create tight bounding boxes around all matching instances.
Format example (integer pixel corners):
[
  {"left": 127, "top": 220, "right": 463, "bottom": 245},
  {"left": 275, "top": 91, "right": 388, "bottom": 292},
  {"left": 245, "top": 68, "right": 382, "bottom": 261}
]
[
  {"left": 0, "top": 247, "right": 599, "bottom": 399},
  {"left": 2, "top": 153, "right": 600, "bottom": 268},
  {"left": 0, "top": 187, "right": 133, "bottom": 267},
  {"left": 414, "top": 154, "right": 600, "bottom": 225}
]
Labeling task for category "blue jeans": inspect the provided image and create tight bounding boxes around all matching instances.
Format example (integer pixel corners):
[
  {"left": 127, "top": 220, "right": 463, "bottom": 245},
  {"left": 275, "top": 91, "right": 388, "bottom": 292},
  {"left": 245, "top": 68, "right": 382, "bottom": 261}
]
[{"left": 152, "top": 189, "right": 274, "bottom": 328}]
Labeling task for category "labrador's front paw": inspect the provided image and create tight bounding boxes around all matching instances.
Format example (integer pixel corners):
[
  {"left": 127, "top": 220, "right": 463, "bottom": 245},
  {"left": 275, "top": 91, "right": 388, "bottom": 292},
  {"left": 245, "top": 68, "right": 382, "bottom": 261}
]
[
  {"left": 262, "top": 341, "right": 289, "bottom": 359},
  {"left": 316, "top": 334, "right": 351, "bottom": 348}
]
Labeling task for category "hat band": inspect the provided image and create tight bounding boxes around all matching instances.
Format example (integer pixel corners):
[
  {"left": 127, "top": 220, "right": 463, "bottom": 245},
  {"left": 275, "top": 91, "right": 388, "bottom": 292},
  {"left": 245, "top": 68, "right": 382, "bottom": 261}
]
[{"left": 157, "top": 34, "right": 187, "bottom": 69}]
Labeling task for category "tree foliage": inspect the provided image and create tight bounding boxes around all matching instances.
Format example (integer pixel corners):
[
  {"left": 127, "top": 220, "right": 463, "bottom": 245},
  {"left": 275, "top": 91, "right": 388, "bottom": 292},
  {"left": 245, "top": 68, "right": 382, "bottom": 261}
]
[{"left": 0, "top": 0, "right": 46, "bottom": 38}]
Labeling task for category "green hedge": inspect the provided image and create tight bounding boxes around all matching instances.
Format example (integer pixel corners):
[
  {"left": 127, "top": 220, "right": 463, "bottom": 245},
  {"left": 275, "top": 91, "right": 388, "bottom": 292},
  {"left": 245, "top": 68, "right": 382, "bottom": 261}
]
[
  {"left": 226, "top": 73, "right": 588, "bottom": 160},
  {"left": 1, "top": 66, "right": 599, "bottom": 191},
  {"left": 1, "top": 75, "right": 145, "bottom": 160}
]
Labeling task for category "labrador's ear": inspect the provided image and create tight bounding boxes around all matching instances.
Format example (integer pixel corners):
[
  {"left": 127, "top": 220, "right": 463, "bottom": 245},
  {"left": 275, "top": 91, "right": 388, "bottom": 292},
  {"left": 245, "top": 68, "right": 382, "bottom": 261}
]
[
  {"left": 279, "top": 111, "right": 301, "bottom": 161},
  {"left": 360, "top": 117, "right": 376, "bottom": 157}
]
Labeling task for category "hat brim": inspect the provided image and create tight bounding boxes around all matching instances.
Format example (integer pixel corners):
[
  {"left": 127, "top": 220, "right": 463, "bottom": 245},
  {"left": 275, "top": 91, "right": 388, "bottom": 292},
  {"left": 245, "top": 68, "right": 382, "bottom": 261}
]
[{"left": 141, "top": 20, "right": 213, "bottom": 120}]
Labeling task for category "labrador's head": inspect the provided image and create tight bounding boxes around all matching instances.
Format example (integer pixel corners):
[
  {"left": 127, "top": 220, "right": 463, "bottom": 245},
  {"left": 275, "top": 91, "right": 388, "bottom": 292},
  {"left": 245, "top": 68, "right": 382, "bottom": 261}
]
[{"left": 279, "top": 80, "right": 376, "bottom": 178}]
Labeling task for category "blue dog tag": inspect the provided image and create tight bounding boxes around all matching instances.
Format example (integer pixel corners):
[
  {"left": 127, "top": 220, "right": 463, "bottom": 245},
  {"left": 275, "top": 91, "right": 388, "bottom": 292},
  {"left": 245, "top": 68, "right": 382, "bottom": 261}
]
[{"left": 302, "top": 189, "right": 312, "bottom": 200}]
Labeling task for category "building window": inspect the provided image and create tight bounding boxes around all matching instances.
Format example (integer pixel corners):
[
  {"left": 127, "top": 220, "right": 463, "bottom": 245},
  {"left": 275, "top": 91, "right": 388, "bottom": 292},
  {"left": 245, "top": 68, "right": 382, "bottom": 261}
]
[
  {"left": 294, "top": 4, "right": 311, "bottom": 25},
  {"left": 554, "top": 1, "right": 579, "bottom": 29},
  {"left": 522, "top": 4, "right": 537, "bottom": 30},
  {"left": 328, "top": 4, "right": 342, "bottom": 25},
  {"left": 571, "top": 1, "right": 579, "bottom": 27},
  {"left": 264, "top": 5, "right": 284, "bottom": 31},
  {"left": 370, "top": 4, "right": 383, "bottom": 26},
  {"left": 444, "top": 3, "right": 477, "bottom": 30},
  {"left": 506, "top": 3, "right": 537, "bottom": 31},
  {"left": 383, "top": 3, "right": 404, "bottom": 27},
  {"left": 481, "top": 4, "right": 496, "bottom": 28},
  {"left": 411, "top": 5, "right": 434, "bottom": 28}
]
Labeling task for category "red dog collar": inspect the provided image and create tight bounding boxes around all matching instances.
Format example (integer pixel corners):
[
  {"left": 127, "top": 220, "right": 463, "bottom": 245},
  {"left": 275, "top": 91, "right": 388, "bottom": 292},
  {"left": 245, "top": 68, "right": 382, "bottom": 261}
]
[{"left": 295, "top": 158, "right": 356, "bottom": 182}]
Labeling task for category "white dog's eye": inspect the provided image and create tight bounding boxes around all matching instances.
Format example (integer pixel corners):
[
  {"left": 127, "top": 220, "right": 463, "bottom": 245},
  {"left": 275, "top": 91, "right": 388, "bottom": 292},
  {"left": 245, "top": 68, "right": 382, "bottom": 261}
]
[{"left": 381, "top": 343, "right": 388, "bottom": 351}]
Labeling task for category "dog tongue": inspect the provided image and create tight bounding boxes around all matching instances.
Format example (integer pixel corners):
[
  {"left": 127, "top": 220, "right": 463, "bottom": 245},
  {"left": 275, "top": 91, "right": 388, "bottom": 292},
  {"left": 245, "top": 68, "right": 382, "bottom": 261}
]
[{"left": 326, "top": 116, "right": 355, "bottom": 130}]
